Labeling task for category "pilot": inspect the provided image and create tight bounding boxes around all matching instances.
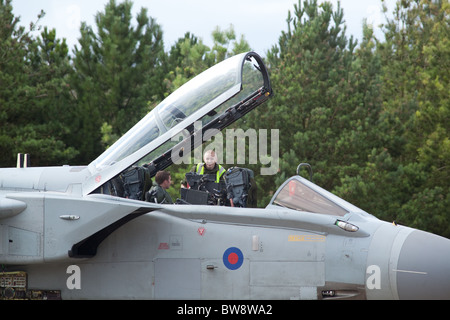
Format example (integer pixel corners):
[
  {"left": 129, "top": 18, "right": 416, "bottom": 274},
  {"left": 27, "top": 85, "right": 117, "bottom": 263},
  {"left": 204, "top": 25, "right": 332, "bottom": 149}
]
[
  {"left": 182, "top": 150, "right": 226, "bottom": 188},
  {"left": 146, "top": 170, "right": 173, "bottom": 204},
  {"left": 196, "top": 150, "right": 226, "bottom": 182}
]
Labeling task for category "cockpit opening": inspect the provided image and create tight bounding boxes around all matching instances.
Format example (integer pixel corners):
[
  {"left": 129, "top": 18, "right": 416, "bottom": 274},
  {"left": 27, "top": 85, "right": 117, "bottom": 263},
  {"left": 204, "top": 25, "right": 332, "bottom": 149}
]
[{"left": 87, "top": 52, "right": 271, "bottom": 206}]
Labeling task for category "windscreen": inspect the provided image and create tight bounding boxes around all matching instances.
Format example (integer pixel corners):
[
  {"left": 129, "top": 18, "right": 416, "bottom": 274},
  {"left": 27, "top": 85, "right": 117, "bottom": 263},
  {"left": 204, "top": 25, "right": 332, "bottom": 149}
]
[{"left": 273, "top": 178, "right": 348, "bottom": 216}]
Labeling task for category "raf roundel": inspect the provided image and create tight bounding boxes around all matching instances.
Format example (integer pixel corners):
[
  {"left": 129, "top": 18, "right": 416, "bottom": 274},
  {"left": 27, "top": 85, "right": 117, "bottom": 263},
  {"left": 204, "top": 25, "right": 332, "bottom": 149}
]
[{"left": 223, "top": 247, "right": 244, "bottom": 270}]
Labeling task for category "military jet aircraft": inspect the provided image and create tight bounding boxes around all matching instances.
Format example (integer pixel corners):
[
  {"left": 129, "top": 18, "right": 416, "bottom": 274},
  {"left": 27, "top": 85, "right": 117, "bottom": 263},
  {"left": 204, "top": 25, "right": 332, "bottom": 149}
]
[{"left": 1, "top": 52, "right": 449, "bottom": 300}]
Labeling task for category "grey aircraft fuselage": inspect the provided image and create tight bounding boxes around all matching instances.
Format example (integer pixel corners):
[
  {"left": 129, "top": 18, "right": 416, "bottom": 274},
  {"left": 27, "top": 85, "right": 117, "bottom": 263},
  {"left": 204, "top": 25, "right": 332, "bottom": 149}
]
[{"left": 1, "top": 52, "right": 449, "bottom": 300}]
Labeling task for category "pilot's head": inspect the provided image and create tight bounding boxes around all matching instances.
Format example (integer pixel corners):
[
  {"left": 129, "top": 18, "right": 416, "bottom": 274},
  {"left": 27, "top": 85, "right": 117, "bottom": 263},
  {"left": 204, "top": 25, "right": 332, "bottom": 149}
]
[{"left": 203, "top": 150, "right": 218, "bottom": 170}]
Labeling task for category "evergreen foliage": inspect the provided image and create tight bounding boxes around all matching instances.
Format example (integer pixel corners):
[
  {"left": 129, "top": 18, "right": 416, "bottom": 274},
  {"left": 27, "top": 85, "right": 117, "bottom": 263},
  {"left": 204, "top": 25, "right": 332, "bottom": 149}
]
[
  {"left": 1, "top": 0, "right": 448, "bottom": 237},
  {"left": 70, "top": 0, "right": 165, "bottom": 162}
]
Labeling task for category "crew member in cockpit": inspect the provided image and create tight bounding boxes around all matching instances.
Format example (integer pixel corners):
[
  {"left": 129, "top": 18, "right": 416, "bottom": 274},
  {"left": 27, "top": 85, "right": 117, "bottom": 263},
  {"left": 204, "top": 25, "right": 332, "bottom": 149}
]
[
  {"left": 195, "top": 150, "right": 226, "bottom": 183},
  {"left": 181, "top": 150, "right": 226, "bottom": 188},
  {"left": 146, "top": 170, "right": 173, "bottom": 204}
]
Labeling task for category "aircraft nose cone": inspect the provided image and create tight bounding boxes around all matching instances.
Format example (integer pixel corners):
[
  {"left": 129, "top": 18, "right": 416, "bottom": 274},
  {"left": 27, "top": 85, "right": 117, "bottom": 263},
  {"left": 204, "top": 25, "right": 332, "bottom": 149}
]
[{"left": 396, "top": 230, "right": 450, "bottom": 299}]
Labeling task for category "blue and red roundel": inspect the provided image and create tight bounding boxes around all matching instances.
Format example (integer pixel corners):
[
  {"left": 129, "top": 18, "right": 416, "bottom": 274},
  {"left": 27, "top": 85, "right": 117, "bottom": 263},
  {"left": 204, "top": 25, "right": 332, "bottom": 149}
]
[{"left": 223, "top": 247, "right": 244, "bottom": 270}]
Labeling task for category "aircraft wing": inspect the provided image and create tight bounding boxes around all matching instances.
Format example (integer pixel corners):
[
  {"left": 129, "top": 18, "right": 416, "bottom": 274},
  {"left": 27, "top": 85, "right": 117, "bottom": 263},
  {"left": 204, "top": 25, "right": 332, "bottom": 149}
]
[
  {"left": 0, "top": 198, "right": 27, "bottom": 220},
  {"left": 1, "top": 192, "right": 163, "bottom": 263}
]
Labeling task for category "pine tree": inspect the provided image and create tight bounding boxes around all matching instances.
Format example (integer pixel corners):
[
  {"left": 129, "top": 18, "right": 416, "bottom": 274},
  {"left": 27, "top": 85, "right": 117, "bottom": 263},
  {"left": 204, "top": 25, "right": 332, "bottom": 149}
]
[
  {"left": 15, "top": 27, "right": 79, "bottom": 166},
  {"left": 70, "top": 0, "right": 165, "bottom": 162},
  {"left": 0, "top": 0, "right": 31, "bottom": 166},
  {"left": 338, "top": 0, "right": 450, "bottom": 236},
  {"left": 378, "top": 0, "right": 450, "bottom": 236},
  {"left": 252, "top": 0, "right": 375, "bottom": 205},
  {"left": 0, "top": 1, "right": 77, "bottom": 166}
]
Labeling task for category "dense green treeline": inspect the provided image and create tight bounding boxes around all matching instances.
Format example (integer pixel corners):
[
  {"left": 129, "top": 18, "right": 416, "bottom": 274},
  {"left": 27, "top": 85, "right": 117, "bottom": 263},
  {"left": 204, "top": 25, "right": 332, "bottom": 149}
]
[{"left": 1, "top": 0, "right": 448, "bottom": 236}]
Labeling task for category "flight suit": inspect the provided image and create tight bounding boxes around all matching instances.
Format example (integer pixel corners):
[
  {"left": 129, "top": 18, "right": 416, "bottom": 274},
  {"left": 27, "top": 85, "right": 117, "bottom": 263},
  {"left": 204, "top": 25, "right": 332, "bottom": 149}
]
[
  {"left": 146, "top": 184, "right": 173, "bottom": 204},
  {"left": 195, "top": 163, "right": 226, "bottom": 182}
]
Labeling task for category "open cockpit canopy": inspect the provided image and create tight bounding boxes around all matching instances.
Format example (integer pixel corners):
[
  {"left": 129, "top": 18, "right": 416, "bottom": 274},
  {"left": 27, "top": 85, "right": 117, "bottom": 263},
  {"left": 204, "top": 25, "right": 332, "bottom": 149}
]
[{"left": 84, "top": 52, "right": 271, "bottom": 196}]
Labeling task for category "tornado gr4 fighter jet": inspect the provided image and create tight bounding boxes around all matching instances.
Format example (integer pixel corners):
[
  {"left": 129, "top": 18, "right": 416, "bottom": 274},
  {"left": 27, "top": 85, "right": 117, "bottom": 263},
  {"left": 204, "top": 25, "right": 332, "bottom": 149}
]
[{"left": 1, "top": 52, "right": 449, "bottom": 300}]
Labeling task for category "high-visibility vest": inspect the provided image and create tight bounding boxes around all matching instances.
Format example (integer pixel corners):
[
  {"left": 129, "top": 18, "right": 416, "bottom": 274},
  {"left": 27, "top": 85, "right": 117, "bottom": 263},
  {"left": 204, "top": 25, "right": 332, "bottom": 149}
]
[{"left": 196, "top": 163, "right": 225, "bottom": 183}]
